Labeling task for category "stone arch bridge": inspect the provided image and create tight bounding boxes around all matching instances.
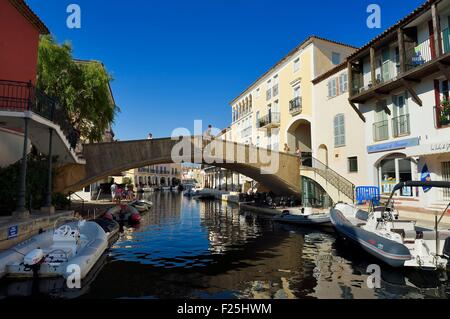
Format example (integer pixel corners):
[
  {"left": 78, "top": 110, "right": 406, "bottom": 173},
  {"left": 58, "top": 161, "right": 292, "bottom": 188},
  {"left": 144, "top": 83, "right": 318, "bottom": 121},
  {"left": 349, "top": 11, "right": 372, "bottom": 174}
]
[{"left": 54, "top": 136, "right": 302, "bottom": 196}]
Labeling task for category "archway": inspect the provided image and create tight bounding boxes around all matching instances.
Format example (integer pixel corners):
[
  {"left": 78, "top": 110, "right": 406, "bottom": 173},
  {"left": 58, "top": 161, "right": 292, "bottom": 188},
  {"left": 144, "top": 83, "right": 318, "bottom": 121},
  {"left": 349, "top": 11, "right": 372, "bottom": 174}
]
[
  {"left": 286, "top": 118, "right": 312, "bottom": 157},
  {"left": 317, "top": 144, "right": 329, "bottom": 166},
  {"left": 375, "top": 152, "right": 417, "bottom": 197},
  {"left": 160, "top": 177, "right": 166, "bottom": 186}
]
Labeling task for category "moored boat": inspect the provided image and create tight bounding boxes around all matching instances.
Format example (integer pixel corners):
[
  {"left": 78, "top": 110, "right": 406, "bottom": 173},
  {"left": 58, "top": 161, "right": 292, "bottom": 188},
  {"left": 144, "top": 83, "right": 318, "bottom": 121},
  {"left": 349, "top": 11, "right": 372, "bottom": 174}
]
[
  {"left": 273, "top": 207, "right": 331, "bottom": 226},
  {"left": 331, "top": 181, "right": 450, "bottom": 270},
  {"left": 108, "top": 204, "right": 141, "bottom": 224},
  {"left": 0, "top": 220, "right": 110, "bottom": 280}
]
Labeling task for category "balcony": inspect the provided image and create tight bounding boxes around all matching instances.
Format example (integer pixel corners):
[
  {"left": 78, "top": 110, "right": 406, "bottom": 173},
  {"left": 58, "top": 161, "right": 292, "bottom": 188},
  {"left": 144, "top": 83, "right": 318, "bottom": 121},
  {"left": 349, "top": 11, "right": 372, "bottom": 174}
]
[
  {"left": 373, "top": 120, "right": 389, "bottom": 142},
  {"left": 289, "top": 97, "right": 302, "bottom": 115},
  {"left": 349, "top": 25, "right": 450, "bottom": 105},
  {"left": 392, "top": 114, "right": 410, "bottom": 137},
  {"left": 258, "top": 112, "right": 280, "bottom": 129},
  {"left": 0, "top": 80, "right": 77, "bottom": 147}
]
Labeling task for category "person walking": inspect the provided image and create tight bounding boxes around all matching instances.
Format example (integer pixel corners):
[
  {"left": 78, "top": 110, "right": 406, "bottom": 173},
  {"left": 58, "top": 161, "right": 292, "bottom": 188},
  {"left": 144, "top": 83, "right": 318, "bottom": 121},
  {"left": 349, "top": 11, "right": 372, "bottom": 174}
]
[
  {"left": 283, "top": 143, "right": 290, "bottom": 153},
  {"left": 147, "top": 133, "right": 153, "bottom": 140}
]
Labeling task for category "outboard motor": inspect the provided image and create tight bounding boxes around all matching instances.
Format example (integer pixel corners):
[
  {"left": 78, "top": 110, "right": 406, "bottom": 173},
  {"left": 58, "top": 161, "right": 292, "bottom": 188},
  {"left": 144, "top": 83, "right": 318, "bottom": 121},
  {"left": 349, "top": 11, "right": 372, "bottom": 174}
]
[{"left": 23, "top": 249, "right": 45, "bottom": 279}]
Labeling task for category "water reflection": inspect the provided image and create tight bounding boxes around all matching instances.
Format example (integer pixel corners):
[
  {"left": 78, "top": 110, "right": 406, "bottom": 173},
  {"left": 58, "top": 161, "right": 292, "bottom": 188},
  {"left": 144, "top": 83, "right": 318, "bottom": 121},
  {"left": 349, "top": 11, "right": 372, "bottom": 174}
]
[{"left": 0, "top": 192, "right": 448, "bottom": 299}]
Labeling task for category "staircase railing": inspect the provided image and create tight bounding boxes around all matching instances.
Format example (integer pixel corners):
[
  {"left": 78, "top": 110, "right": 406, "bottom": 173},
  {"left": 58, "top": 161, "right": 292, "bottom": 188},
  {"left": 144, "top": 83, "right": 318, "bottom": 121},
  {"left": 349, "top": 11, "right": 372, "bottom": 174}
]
[{"left": 300, "top": 156, "right": 355, "bottom": 202}]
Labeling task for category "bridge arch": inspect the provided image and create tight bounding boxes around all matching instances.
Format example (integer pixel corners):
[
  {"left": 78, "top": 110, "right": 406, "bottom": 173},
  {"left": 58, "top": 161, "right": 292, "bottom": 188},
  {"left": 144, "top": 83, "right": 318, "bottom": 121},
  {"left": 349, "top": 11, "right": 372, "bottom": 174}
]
[{"left": 55, "top": 137, "right": 301, "bottom": 197}]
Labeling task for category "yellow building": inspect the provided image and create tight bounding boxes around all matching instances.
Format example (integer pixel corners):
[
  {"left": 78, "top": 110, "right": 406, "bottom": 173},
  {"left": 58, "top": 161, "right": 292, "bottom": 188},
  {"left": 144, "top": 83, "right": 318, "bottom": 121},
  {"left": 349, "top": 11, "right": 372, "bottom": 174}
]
[{"left": 230, "top": 36, "right": 356, "bottom": 155}]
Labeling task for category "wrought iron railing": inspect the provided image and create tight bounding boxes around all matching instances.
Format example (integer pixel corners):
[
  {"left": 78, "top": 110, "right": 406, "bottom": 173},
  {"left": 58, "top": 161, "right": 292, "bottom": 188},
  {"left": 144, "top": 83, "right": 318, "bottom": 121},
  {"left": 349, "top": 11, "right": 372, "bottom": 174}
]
[
  {"left": 258, "top": 112, "right": 280, "bottom": 128},
  {"left": 0, "top": 80, "right": 78, "bottom": 148},
  {"left": 373, "top": 120, "right": 389, "bottom": 142},
  {"left": 392, "top": 114, "right": 410, "bottom": 137},
  {"left": 301, "top": 156, "right": 355, "bottom": 202},
  {"left": 289, "top": 97, "right": 302, "bottom": 115}
]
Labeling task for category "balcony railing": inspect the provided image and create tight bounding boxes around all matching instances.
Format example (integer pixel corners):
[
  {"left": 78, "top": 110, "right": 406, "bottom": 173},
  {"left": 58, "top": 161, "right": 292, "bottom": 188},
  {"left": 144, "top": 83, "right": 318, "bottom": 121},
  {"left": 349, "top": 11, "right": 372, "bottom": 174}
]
[
  {"left": 0, "top": 79, "right": 78, "bottom": 147},
  {"left": 405, "top": 36, "right": 433, "bottom": 72},
  {"left": 289, "top": 97, "right": 302, "bottom": 115},
  {"left": 373, "top": 120, "right": 389, "bottom": 142},
  {"left": 392, "top": 114, "right": 410, "bottom": 137},
  {"left": 443, "top": 28, "right": 450, "bottom": 54},
  {"left": 258, "top": 112, "right": 280, "bottom": 128}
]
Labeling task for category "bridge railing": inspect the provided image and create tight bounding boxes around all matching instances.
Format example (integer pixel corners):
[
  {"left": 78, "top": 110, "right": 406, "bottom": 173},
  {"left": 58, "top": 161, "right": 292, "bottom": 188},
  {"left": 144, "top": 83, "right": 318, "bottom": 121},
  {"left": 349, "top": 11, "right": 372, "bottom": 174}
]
[
  {"left": 0, "top": 79, "right": 78, "bottom": 148},
  {"left": 301, "top": 156, "right": 355, "bottom": 202}
]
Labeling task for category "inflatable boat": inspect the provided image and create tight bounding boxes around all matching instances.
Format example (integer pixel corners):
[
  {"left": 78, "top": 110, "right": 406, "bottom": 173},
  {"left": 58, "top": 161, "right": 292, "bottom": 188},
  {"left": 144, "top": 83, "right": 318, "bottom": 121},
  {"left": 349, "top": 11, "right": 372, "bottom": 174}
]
[
  {"left": 331, "top": 181, "right": 450, "bottom": 270},
  {"left": 273, "top": 207, "right": 331, "bottom": 226},
  {"left": 0, "top": 220, "right": 110, "bottom": 280},
  {"left": 108, "top": 204, "right": 141, "bottom": 223},
  {"left": 129, "top": 200, "right": 153, "bottom": 213}
]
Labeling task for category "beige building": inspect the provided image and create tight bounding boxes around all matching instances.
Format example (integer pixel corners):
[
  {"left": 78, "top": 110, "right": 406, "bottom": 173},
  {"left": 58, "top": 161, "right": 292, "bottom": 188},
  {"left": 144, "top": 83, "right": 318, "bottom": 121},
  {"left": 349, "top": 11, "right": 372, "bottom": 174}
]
[
  {"left": 123, "top": 163, "right": 182, "bottom": 188},
  {"left": 230, "top": 36, "right": 356, "bottom": 155}
]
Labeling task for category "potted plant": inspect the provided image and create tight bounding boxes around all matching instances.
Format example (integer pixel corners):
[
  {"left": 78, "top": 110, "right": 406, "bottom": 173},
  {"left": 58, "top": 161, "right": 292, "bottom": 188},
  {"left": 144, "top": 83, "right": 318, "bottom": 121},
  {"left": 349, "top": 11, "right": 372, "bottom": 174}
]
[{"left": 440, "top": 99, "right": 450, "bottom": 126}]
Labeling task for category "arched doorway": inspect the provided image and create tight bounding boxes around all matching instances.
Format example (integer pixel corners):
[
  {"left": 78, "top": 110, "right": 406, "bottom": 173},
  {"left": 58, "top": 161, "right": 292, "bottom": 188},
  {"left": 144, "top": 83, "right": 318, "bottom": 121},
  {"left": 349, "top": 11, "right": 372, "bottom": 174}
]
[
  {"left": 160, "top": 177, "right": 166, "bottom": 186},
  {"left": 375, "top": 153, "right": 417, "bottom": 197},
  {"left": 317, "top": 144, "right": 329, "bottom": 166},
  {"left": 287, "top": 118, "right": 312, "bottom": 157}
]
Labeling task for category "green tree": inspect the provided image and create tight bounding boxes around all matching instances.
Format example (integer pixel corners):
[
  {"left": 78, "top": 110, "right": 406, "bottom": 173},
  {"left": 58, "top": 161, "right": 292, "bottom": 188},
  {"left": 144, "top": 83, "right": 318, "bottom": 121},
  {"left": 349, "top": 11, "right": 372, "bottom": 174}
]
[{"left": 37, "top": 35, "right": 119, "bottom": 142}]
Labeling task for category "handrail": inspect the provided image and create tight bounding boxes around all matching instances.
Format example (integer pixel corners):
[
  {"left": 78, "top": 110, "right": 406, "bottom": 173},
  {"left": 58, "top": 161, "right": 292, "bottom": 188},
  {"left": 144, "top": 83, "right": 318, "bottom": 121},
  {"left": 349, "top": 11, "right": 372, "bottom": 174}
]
[
  {"left": 301, "top": 156, "right": 355, "bottom": 202},
  {"left": 0, "top": 80, "right": 78, "bottom": 148}
]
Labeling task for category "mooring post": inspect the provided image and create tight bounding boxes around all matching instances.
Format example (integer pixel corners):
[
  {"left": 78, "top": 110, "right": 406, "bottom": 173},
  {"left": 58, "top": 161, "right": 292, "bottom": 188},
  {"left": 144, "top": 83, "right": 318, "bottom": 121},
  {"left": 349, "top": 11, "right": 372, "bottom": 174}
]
[
  {"left": 42, "top": 128, "right": 55, "bottom": 214},
  {"left": 13, "top": 116, "right": 30, "bottom": 219}
]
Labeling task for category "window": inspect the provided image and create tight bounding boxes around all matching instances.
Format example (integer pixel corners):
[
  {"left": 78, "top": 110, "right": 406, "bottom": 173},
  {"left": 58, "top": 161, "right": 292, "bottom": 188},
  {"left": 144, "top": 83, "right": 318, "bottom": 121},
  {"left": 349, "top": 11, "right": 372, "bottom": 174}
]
[
  {"left": 293, "top": 58, "right": 300, "bottom": 72},
  {"left": 273, "top": 75, "right": 279, "bottom": 97},
  {"left": 294, "top": 85, "right": 301, "bottom": 98},
  {"left": 334, "top": 114, "right": 345, "bottom": 147},
  {"left": 348, "top": 157, "right": 358, "bottom": 173},
  {"left": 339, "top": 73, "right": 348, "bottom": 93},
  {"left": 332, "top": 52, "right": 341, "bottom": 65},
  {"left": 328, "top": 78, "right": 338, "bottom": 98},
  {"left": 256, "top": 88, "right": 260, "bottom": 99},
  {"left": 256, "top": 111, "right": 260, "bottom": 128}
]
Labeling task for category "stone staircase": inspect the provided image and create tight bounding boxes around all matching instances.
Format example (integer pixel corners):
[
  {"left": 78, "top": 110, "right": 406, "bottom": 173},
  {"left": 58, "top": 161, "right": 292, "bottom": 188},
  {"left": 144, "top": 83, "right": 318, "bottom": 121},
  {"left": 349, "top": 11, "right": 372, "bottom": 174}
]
[{"left": 300, "top": 157, "right": 355, "bottom": 204}]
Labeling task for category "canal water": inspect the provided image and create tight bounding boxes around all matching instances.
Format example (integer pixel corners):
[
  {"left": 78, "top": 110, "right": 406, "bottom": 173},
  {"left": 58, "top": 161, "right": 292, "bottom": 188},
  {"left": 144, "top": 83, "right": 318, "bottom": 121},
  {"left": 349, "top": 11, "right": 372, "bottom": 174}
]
[{"left": 1, "top": 192, "right": 449, "bottom": 299}]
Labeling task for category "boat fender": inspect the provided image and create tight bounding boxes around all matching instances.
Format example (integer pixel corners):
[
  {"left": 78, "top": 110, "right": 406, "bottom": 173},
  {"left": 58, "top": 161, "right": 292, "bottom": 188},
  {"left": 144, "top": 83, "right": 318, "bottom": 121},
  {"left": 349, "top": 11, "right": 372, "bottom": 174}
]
[{"left": 130, "top": 213, "right": 141, "bottom": 223}]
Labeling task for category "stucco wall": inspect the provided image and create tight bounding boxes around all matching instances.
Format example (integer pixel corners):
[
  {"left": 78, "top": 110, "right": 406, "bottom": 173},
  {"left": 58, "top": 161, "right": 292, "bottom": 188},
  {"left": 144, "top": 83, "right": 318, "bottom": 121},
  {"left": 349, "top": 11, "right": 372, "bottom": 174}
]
[
  {"left": 313, "top": 69, "right": 368, "bottom": 187},
  {"left": 0, "top": 0, "right": 40, "bottom": 83}
]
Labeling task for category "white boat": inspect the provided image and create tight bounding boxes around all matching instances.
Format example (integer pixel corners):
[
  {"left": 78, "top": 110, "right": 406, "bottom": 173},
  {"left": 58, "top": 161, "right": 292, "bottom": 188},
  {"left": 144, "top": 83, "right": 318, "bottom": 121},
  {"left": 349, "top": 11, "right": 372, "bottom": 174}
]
[
  {"left": 0, "top": 220, "right": 110, "bottom": 280},
  {"left": 331, "top": 181, "right": 450, "bottom": 270},
  {"left": 273, "top": 207, "right": 331, "bottom": 226}
]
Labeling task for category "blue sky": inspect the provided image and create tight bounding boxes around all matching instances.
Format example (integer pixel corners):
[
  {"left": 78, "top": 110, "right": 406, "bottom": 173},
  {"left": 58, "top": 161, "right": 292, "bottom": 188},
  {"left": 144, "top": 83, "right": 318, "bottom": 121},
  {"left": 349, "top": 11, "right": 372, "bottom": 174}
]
[{"left": 27, "top": 0, "right": 424, "bottom": 141}]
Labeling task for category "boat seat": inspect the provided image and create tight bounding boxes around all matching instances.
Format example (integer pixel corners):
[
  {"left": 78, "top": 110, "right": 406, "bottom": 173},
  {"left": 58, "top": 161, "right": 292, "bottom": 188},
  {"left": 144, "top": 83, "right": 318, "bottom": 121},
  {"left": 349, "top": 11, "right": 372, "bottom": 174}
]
[{"left": 355, "top": 210, "right": 369, "bottom": 221}]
